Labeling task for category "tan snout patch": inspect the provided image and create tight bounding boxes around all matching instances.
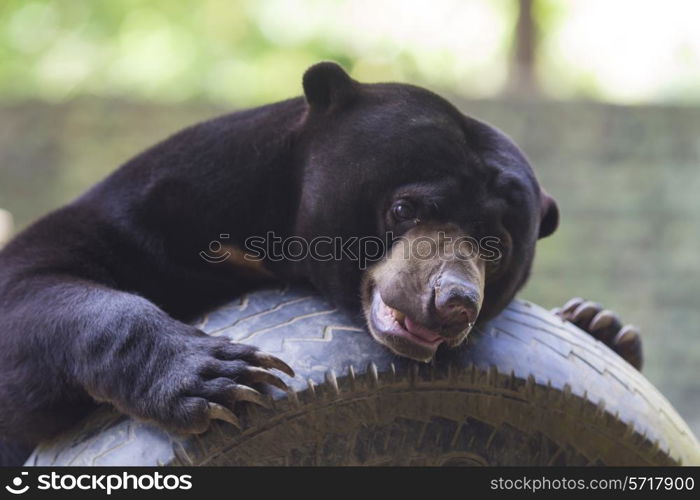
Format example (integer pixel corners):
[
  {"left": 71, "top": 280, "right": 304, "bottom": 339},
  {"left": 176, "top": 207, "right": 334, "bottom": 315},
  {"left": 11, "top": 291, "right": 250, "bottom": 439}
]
[
  {"left": 0, "top": 209, "right": 13, "bottom": 248},
  {"left": 366, "top": 224, "right": 486, "bottom": 331}
]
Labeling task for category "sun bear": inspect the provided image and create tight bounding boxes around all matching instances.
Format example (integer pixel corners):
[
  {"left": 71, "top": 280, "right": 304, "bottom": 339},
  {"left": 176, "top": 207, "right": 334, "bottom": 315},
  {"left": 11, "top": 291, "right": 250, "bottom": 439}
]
[{"left": 0, "top": 62, "right": 641, "bottom": 465}]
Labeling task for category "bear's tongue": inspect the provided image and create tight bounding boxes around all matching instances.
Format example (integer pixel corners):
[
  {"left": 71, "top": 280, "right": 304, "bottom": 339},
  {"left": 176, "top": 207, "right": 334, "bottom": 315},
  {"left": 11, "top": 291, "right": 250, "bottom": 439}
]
[
  {"left": 376, "top": 292, "right": 443, "bottom": 343},
  {"left": 400, "top": 315, "right": 442, "bottom": 343}
]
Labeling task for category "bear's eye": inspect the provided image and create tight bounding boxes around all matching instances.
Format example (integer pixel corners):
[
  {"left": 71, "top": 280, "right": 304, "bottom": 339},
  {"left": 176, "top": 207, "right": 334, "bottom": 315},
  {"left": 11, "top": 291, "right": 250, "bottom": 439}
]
[{"left": 391, "top": 201, "right": 417, "bottom": 221}]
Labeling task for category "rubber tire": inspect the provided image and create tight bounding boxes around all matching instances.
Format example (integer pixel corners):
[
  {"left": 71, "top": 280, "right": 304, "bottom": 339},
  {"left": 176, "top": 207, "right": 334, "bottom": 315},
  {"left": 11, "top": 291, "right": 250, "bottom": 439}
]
[{"left": 26, "top": 285, "right": 700, "bottom": 466}]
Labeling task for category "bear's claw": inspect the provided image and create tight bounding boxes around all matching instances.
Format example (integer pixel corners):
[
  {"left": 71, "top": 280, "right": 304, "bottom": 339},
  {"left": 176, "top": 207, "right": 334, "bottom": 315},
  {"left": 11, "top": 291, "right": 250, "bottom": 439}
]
[
  {"left": 208, "top": 403, "right": 242, "bottom": 429},
  {"left": 249, "top": 351, "right": 295, "bottom": 378},
  {"left": 553, "top": 297, "right": 643, "bottom": 370}
]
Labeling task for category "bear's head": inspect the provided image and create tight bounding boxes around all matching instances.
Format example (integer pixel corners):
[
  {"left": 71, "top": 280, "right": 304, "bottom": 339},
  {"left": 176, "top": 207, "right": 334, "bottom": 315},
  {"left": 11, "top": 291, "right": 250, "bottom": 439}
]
[{"left": 291, "top": 62, "right": 558, "bottom": 362}]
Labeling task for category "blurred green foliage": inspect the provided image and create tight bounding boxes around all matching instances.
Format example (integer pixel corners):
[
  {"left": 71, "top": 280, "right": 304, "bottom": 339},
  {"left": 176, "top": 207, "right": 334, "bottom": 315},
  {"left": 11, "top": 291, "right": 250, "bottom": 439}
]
[
  {"left": 0, "top": 0, "right": 332, "bottom": 105},
  {"left": 0, "top": 0, "right": 514, "bottom": 105},
  {"left": 2, "top": 0, "right": 700, "bottom": 105}
]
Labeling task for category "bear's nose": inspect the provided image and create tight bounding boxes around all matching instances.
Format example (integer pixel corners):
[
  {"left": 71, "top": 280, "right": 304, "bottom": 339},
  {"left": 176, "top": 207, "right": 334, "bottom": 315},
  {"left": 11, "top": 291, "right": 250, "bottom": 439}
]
[{"left": 434, "top": 272, "right": 480, "bottom": 329}]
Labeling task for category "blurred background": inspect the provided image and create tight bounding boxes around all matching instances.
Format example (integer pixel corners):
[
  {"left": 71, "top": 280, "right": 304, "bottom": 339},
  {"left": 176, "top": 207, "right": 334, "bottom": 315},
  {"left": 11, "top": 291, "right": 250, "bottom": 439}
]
[{"left": 0, "top": 0, "right": 698, "bottom": 434}]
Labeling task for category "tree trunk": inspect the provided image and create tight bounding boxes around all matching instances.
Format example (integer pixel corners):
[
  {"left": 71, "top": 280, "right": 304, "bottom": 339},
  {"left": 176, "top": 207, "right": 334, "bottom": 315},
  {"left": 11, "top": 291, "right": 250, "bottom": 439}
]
[{"left": 508, "top": 0, "right": 539, "bottom": 96}]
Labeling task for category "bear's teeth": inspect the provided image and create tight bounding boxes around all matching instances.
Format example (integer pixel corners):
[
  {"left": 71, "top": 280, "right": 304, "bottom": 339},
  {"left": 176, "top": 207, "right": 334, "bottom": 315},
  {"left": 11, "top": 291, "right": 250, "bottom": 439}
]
[{"left": 392, "top": 309, "right": 406, "bottom": 324}]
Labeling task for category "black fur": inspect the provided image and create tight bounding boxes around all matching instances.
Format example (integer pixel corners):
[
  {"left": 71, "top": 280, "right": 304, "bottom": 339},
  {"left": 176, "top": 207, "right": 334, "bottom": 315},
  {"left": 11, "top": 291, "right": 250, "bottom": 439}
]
[{"left": 0, "top": 62, "right": 557, "bottom": 464}]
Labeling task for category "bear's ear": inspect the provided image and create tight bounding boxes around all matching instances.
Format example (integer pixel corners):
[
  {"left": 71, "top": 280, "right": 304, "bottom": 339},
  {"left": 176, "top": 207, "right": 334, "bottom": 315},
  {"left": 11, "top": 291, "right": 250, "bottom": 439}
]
[
  {"left": 303, "top": 61, "right": 357, "bottom": 110},
  {"left": 538, "top": 190, "right": 559, "bottom": 239}
]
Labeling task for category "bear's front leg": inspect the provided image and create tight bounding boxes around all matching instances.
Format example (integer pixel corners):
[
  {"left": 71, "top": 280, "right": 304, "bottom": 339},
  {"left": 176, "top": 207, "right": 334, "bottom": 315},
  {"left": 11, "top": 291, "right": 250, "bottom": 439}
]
[{"left": 0, "top": 277, "right": 294, "bottom": 441}]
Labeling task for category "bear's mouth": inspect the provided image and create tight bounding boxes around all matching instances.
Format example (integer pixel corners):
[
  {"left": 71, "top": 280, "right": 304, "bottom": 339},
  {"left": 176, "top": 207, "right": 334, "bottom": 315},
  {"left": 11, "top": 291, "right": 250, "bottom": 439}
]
[{"left": 366, "top": 286, "right": 470, "bottom": 362}]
